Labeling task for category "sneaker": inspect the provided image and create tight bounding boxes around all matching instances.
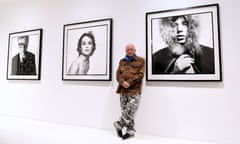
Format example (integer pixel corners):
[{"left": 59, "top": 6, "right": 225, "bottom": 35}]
[
  {"left": 113, "top": 121, "right": 122, "bottom": 138},
  {"left": 122, "top": 133, "right": 134, "bottom": 140},
  {"left": 116, "top": 129, "right": 122, "bottom": 138}
]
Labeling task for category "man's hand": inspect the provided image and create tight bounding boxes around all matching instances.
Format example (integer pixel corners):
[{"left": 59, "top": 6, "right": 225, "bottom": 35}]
[
  {"left": 174, "top": 54, "right": 195, "bottom": 72},
  {"left": 122, "top": 81, "right": 130, "bottom": 88}
]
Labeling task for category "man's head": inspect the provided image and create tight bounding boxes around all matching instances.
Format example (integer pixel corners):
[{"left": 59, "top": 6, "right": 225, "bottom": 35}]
[
  {"left": 160, "top": 15, "right": 200, "bottom": 56},
  {"left": 171, "top": 16, "right": 188, "bottom": 44},
  {"left": 125, "top": 43, "right": 136, "bottom": 57},
  {"left": 17, "top": 35, "right": 29, "bottom": 54}
]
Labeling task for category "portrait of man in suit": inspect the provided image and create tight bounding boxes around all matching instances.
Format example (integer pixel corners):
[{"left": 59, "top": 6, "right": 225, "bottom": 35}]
[{"left": 11, "top": 35, "right": 36, "bottom": 75}]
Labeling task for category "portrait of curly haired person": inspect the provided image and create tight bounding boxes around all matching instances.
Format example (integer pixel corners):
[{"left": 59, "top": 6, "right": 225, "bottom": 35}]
[{"left": 152, "top": 15, "right": 215, "bottom": 74}]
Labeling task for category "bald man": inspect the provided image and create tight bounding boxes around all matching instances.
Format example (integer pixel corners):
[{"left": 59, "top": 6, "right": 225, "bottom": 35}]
[{"left": 114, "top": 43, "right": 145, "bottom": 140}]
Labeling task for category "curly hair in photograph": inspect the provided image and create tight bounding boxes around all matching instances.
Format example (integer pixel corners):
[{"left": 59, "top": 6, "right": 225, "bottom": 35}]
[{"left": 159, "top": 15, "right": 202, "bottom": 57}]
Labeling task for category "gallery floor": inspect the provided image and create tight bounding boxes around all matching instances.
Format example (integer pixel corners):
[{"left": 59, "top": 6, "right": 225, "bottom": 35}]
[{"left": 0, "top": 115, "right": 218, "bottom": 144}]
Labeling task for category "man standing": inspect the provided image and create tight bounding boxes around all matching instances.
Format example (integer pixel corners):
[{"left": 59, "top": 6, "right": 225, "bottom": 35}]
[
  {"left": 11, "top": 35, "right": 36, "bottom": 75},
  {"left": 114, "top": 43, "right": 145, "bottom": 140}
]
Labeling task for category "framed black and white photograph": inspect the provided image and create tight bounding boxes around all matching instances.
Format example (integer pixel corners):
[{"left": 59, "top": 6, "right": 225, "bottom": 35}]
[
  {"left": 62, "top": 18, "right": 112, "bottom": 81},
  {"left": 146, "top": 4, "right": 222, "bottom": 81},
  {"left": 7, "top": 29, "right": 43, "bottom": 80}
]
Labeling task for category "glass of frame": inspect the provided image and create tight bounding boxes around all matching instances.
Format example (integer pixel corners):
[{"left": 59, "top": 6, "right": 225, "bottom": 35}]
[
  {"left": 146, "top": 4, "right": 222, "bottom": 81},
  {"left": 7, "top": 29, "right": 43, "bottom": 80},
  {"left": 62, "top": 18, "right": 112, "bottom": 81}
]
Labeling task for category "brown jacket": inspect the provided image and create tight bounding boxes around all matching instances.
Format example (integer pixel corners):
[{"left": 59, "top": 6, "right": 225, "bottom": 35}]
[{"left": 116, "top": 56, "right": 145, "bottom": 96}]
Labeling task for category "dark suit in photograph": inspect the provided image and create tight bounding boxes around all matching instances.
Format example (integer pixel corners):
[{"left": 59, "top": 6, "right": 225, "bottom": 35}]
[{"left": 11, "top": 51, "right": 36, "bottom": 75}]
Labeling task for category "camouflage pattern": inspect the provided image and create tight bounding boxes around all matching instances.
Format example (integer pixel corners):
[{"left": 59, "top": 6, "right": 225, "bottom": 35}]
[{"left": 114, "top": 94, "right": 141, "bottom": 135}]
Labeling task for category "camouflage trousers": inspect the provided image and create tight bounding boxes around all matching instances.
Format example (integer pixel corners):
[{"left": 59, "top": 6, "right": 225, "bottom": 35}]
[{"left": 114, "top": 94, "right": 141, "bottom": 135}]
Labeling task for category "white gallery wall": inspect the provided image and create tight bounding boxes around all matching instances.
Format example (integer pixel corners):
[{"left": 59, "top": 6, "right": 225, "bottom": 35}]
[{"left": 0, "top": 0, "right": 240, "bottom": 143}]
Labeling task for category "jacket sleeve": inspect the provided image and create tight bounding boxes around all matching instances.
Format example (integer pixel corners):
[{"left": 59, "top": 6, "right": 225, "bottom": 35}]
[{"left": 116, "top": 61, "right": 124, "bottom": 85}]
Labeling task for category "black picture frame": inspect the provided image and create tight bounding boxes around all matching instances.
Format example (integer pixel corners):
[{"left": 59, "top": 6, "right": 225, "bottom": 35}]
[
  {"left": 7, "top": 29, "right": 43, "bottom": 80},
  {"left": 146, "top": 4, "right": 222, "bottom": 81},
  {"left": 62, "top": 18, "right": 112, "bottom": 81}
]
